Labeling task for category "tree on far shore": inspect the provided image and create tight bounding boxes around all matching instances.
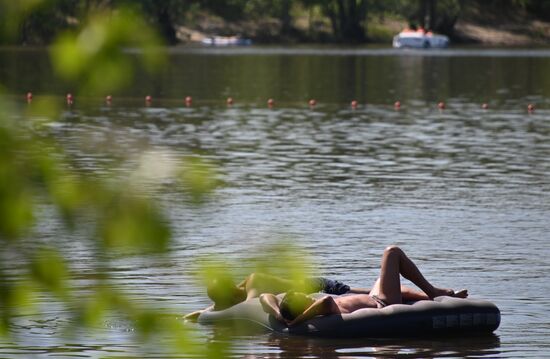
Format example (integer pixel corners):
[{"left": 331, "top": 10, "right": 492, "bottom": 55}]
[
  {"left": 301, "top": 0, "right": 368, "bottom": 42},
  {"left": 2, "top": 0, "right": 550, "bottom": 45}
]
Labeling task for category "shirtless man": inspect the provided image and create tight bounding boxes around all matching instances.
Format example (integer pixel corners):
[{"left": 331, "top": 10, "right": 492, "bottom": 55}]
[
  {"left": 260, "top": 245, "right": 468, "bottom": 326},
  {"left": 183, "top": 272, "right": 362, "bottom": 322}
]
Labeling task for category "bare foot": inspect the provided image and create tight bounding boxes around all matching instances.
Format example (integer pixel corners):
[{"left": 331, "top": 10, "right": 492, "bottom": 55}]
[
  {"left": 430, "top": 287, "right": 468, "bottom": 299},
  {"left": 452, "top": 289, "right": 468, "bottom": 298}
]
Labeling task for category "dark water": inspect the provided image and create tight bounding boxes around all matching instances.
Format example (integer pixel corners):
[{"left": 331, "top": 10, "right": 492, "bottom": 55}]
[{"left": 2, "top": 46, "right": 550, "bottom": 358}]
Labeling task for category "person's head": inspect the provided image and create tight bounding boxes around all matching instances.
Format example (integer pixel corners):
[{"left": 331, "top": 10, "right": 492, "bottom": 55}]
[
  {"left": 280, "top": 291, "right": 315, "bottom": 321},
  {"left": 206, "top": 276, "right": 246, "bottom": 309}
]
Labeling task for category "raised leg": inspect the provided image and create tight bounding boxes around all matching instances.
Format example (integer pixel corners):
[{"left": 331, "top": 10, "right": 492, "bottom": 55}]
[
  {"left": 369, "top": 246, "right": 465, "bottom": 305},
  {"left": 400, "top": 285, "right": 430, "bottom": 301}
]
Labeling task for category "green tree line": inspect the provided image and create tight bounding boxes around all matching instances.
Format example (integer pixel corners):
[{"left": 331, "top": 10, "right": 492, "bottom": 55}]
[{"left": 2, "top": 0, "right": 549, "bottom": 45}]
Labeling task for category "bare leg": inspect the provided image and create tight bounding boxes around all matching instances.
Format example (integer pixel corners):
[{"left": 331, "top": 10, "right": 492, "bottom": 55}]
[
  {"left": 348, "top": 285, "right": 431, "bottom": 299},
  {"left": 400, "top": 285, "right": 430, "bottom": 301},
  {"left": 369, "top": 246, "right": 467, "bottom": 305},
  {"left": 245, "top": 273, "right": 295, "bottom": 299}
]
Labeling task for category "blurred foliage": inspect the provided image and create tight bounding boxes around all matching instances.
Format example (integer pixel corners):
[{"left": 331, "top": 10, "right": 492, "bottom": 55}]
[
  {"left": 2, "top": 0, "right": 550, "bottom": 44},
  {"left": 198, "top": 240, "right": 318, "bottom": 295},
  {"left": 178, "top": 157, "right": 220, "bottom": 204},
  {"left": 51, "top": 7, "right": 164, "bottom": 95},
  {"left": 0, "top": 1, "right": 226, "bottom": 357},
  {"left": 248, "top": 241, "right": 316, "bottom": 282}
]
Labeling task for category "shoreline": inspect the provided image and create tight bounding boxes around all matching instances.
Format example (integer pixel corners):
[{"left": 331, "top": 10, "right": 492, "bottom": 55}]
[
  {"left": 3, "top": 20, "right": 550, "bottom": 49},
  {"left": 176, "top": 15, "right": 550, "bottom": 48},
  {"left": 452, "top": 20, "right": 550, "bottom": 46}
]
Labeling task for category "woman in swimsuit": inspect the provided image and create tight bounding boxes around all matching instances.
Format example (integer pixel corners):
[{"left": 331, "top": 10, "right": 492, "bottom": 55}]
[{"left": 260, "top": 245, "right": 468, "bottom": 326}]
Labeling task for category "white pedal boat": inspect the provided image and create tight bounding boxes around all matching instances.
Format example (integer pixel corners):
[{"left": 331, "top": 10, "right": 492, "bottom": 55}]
[{"left": 393, "top": 30, "right": 449, "bottom": 48}]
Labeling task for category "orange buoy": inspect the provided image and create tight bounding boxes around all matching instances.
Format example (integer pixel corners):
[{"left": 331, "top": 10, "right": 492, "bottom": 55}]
[
  {"left": 185, "top": 96, "right": 192, "bottom": 106},
  {"left": 394, "top": 101, "right": 401, "bottom": 110}
]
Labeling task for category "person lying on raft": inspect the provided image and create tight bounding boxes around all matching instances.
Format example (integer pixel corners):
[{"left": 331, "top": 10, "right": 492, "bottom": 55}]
[
  {"left": 260, "top": 245, "right": 468, "bottom": 327},
  {"left": 184, "top": 273, "right": 366, "bottom": 322}
]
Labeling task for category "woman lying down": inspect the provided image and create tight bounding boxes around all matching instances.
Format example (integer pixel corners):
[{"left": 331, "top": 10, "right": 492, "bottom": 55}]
[{"left": 260, "top": 246, "right": 468, "bottom": 327}]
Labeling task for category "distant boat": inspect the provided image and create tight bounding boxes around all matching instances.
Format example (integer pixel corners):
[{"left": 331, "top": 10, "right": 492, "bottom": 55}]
[
  {"left": 201, "top": 36, "right": 252, "bottom": 46},
  {"left": 392, "top": 29, "right": 449, "bottom": 48}
]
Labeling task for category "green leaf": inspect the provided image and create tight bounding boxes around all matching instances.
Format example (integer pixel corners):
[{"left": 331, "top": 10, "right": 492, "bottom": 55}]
[
  {"left": 49, "top": 7, "right": 165, "bottom": 94},
  {"left": 29, "top": 248, "right": 68, "bottom": 298},
  {"left": 98, "top": 194, "right": 171, "bottom": 255},
  {"left": 178, "top": 157, "right": 219, "bottom": 203}
]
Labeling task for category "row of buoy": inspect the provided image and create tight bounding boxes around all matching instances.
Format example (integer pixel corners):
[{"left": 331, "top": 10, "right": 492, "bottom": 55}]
[{"left": 24, "top": 92, "right": 537, "bottom": 113}]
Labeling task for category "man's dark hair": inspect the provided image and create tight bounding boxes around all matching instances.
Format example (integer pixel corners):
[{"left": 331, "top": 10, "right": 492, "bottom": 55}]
[{"left": 280, "top": 291, "right": 311, "bottom": 321}]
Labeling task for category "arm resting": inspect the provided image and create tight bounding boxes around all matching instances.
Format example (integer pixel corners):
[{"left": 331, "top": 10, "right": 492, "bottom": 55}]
[
  {"left": 288, "top": 295, "right": 339, "bottom": 326},
  {"left": 259, "top": 293, "right": 285, "bottom": 322}
]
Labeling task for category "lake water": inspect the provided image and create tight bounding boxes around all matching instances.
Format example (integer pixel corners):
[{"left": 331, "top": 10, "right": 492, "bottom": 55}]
[{"left": 1, "top": 46, "right": 550, "bottom": 358}]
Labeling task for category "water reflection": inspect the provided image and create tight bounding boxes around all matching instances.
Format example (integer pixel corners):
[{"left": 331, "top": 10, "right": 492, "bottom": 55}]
[
  {"left": 3, "top": 47, "right": 550, "bottom": 105},
  {"left": 223, "top": 333, "right": 501, "bottom": 358}
]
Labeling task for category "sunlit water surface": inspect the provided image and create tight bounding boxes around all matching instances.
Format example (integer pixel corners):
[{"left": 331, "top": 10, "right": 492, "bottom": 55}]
[{"left": 1, "top": 46, "right": 550, "bottom": 358}]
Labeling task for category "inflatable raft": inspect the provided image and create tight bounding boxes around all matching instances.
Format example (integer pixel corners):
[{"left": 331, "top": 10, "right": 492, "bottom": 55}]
[{"left": 197, "top": 294, "right": 500, "bottom": 337}]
